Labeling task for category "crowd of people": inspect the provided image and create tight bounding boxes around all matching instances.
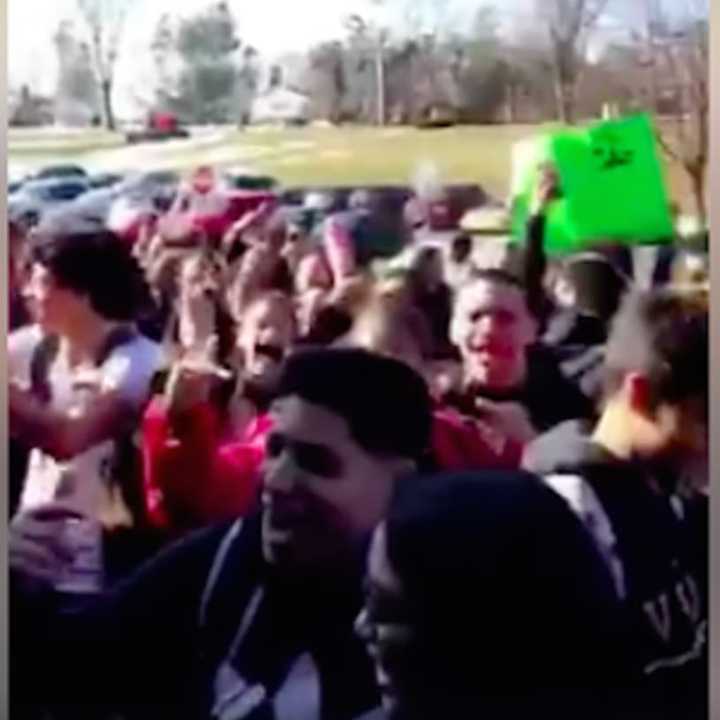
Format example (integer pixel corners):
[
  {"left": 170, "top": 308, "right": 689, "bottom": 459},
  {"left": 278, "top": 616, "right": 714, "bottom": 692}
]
[{"left": 7, "top": 161, "right": 709, "bottom": 720}]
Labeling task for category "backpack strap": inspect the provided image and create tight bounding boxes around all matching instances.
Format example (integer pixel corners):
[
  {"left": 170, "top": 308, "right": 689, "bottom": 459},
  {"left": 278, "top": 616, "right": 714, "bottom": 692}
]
[
  {"left": 93, "top": 326, "right": 151, "bottom": 530},
  {"left": 199, "top": 519, "right": 244, "bottom": 631},
  {"left": 195, "top": 517, "right": 276, "bottom": 676},
  {"left": 30, "top": 334, "right": 60, "bottom": 404},
  {"left": 194, "top": 519, "right": 265, "bottom": 717},
  {"left": 94, "top": 325, "right": 138, "bottom": 367},
  {"left": 29, "top": 325, "right": 138, "bottom": 405}
]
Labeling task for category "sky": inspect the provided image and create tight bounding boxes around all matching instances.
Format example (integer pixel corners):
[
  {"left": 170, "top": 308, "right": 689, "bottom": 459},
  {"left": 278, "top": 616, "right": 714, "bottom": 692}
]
[
  {"left": 8, "top": 0, "right": 485, "bottom": 115},
  {"left": 8, "top": 0, "right": 681, "bottom": 117}
]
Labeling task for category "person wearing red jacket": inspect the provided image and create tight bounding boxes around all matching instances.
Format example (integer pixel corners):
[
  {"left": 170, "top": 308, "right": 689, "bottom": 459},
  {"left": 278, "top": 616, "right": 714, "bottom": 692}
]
[
  {"left": 339, "top": 280, "right": 523, "bottom": 473},
  {"left": 142, "top": 289, "right": 296, "bottom": 533},
  {"left": 142, "top": 267, "right": 523, "bottom": 536}
]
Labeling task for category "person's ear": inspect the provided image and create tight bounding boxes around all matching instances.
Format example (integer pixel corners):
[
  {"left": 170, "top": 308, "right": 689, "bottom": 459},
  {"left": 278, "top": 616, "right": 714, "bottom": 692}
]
[{"left": 624, "top": 372, "right": 652, "bottom": 415}]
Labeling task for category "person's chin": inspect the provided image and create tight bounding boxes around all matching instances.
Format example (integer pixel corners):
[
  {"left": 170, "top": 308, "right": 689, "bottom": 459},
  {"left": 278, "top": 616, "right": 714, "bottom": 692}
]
[
  {"left": 382, "top": 690, "right": 417, "bottom": 720},
  {"left": 261, "top": 514, "right": 293, "bottom": 565},
  {"left": 467, "top": 358, "right": 492, "bottom": 383},
  {"left": 470, "top": 357, "right": 516, "bottom": 388},
  {"left": 380, "top": 690, "right": 399, "bottom": 714},
  {"left": 261, "top": 538, "right": 284, "bottom": 565}
]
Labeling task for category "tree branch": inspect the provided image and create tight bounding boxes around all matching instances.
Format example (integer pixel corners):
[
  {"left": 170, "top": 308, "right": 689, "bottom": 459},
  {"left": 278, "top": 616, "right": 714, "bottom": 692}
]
[
  {"left": 655, "top": 129, "right": 682, "bottom": 163},
  {"left": 582, "top": 0, "right": 610, "bottom": 30}
]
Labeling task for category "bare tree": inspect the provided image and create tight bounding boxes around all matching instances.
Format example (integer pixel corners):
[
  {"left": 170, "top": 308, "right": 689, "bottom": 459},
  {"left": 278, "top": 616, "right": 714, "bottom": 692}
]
[
  {"left": 346, "top": 0, "right": 390, "bottom": 126},
  {"left": 536, "top": 0, "right": 610, "bottom": 124},
  {"left": 54, "top": 20, "right": 100, "bottom": 126},
  {"left": 237, "top": 47, "right": 260, "bottom": 127},
  {"left": 309, "top": 42, "right": 347, "bottom": 123},
  {"left": 76, "top": 0, "right": 134, "bottom": 130},
  {"left": 643, "top": 0, "right": 708, "bottom": 221}
]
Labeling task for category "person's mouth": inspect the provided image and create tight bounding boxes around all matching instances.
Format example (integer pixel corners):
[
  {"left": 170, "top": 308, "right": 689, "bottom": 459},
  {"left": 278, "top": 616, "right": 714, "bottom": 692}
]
[
  {"left": 261, "top": 508, "right": 294, "bottom": 549},
  {"left": 469, "top": 344, "right": 494, "bottom": 360},
  {"left": 263, "top": 522, "right": 293, "bottom": 545},
  {"left": 261, "top": 493, "right": 308, "bottom": 545},
  {"left": 375, "top": 665, "right": 398, "bottom": 704},
  {"left": 248, "top": 344, "right": 284, "bottom": 376},
  {"left": 254, "top": 343, "right": 284, "bottom": 363},
  {"left": 469, "top": 342, "right": 508, "bottom": 362}
]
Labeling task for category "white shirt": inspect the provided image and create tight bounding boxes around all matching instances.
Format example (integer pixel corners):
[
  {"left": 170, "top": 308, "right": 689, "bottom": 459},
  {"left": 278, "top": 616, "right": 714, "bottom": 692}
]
[{"left": 9, "top": 325, "right": 163, "bottom": 519}]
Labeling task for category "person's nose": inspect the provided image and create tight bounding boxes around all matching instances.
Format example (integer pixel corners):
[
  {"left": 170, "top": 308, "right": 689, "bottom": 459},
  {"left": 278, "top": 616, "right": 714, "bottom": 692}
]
[
  {"left": 354, "top": 606, "right": 374, "bottom": 642},
  {"left": 473, "top": 313, "right": 499, "bottom": 339},
  {"left": 22, "top": 280, "right": 38, "bottom": 304},
  {"left": 263, "top": 450, "right": 300, "bottom": 495}
]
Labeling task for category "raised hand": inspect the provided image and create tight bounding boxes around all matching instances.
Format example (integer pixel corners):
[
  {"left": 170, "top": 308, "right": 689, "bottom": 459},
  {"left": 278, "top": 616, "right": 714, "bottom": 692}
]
[
  {"left": 474, "top": 398, "right": 538, "bottom": 447},
  {"left": 166, "top": 335, "right": 232, "bottom": 418},
  {"left": 531, "top": 163, "right": 562, "bottom": 214}
]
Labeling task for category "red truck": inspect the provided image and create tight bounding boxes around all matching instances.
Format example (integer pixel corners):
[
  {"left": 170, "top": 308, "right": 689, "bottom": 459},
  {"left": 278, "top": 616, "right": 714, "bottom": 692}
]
[{"left": 125, "top": 112, "right": 191, "bottom": 144}]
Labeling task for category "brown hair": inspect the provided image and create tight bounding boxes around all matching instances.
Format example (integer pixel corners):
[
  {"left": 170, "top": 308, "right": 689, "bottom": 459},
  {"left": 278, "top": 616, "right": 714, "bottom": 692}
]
[{"left": 603, "top": 287, "right": 708, "bottom": 416}]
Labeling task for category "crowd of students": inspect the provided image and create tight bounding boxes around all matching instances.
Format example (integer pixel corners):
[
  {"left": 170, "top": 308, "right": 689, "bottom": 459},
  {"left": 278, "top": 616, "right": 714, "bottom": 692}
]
[{"left": 7, "top": 164, "right": 709, "bottom": 720}]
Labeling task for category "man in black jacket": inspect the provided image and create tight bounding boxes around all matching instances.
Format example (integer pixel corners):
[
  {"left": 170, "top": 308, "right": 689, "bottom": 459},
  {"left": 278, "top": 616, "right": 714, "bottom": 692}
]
[
  {"left": 441, "top": 166, "right": 596, "bottom": 451},
  {"left": 445, "top": 265, "right": 594, "bottom": 448},
  {"left": 10, "top": 348, "right": 433, "bottom": 720},
  {"left": 523, "top": 287, "right": 708, "bottom": 720}
]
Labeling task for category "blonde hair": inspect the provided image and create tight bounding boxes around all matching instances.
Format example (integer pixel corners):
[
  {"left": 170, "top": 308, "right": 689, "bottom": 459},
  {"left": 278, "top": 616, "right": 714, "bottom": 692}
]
[{"left": 344, "top": 280, "right": 433, "bottom": 368}]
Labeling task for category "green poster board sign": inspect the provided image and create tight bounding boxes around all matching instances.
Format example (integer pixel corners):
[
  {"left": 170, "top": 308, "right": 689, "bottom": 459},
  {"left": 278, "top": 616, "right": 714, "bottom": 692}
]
[
  {"left": 510, "top": 113, "right": 674, "bottom": 255},
  {"left": 509, "top": 134, "right": 578, "bottom": 254}
]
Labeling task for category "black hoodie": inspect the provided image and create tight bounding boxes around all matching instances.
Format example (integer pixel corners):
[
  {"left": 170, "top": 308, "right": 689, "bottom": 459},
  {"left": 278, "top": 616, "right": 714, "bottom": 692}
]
[
  {"left": 523, "top": 421, "right": 708, "bottom": 720},
  {"left": 444, "top": 345, "right": 596, "bottom": 434},
  {"left": 11, "top": 514, "right": 378, "bottom": 720}
]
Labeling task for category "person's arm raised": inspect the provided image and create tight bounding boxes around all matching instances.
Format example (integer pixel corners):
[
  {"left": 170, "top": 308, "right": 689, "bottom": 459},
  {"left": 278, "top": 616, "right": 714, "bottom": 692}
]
[
  {"left": 221, "top": 201, "right": 274, "bottom": 255},
  {"left": 523, "top": 164, "right": 560, "bottom": 315}
]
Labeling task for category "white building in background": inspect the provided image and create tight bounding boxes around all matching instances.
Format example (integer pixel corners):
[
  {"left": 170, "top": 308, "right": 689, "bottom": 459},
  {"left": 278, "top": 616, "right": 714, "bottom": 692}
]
[
  {"left": 250, "top": 87, "right": 311, "bottom": 126},
  {"left": 54, "top": 98, "right": 97, "bottom": 127}
]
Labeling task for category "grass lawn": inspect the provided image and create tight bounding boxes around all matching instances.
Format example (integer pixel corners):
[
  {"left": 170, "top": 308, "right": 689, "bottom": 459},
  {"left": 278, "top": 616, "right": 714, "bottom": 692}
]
[
  {"left": 8, "top": 128, "right": 124, "bottom": 156},
  {"left": 8, "top": 123, "right": 697, "bottom": 212}
]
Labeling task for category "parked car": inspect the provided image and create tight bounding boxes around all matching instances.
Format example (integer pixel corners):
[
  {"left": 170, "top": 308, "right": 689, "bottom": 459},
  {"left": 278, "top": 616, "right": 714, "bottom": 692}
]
[
  {"left": 88, "top": 172, "right": 125, "bottom": 189},
  {"left": 405, "top": 183, "right": 489, "bottom": 232},
  {"left": 221, "top": 167, "right": 279, "bottom": 191},
  {"left": 119, "top": 170, "right": 180, "bottom": 201},
  {"left": 67, "top": 187, "right": 118, "bottom": 225},
  {"left": 39, "top": 205, "right": 108, "bottom": 235},
  {"left": 64, "top": 170, "right": 178, "bottom": 229},
  {"left": 9, "top": 165, "right": 30, "bottom": 195},
  {"left": 106, "top": 193, "right": 160, "bottom": 244},
  {"left": 32, "top": 164, "right": 88, "bottom": 181},
  {"left": 168, "top": 188, "right": 278, "bottom": 243},
  {"left": 9, "top": 177, "right": 90, "bottom": 227}
]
